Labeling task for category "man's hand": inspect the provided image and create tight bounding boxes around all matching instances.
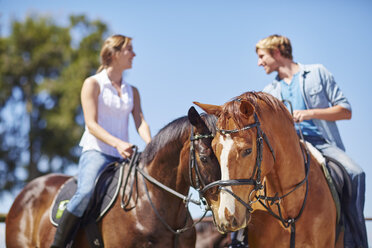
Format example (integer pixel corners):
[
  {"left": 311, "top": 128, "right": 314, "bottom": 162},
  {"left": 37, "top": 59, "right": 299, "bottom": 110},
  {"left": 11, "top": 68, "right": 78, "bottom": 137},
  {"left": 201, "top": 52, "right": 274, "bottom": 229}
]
[
  {"left": 293, "top": 109, "right": 313, "bottom": 122},
  {"left": 293, "top": 106, "right": 351, "bottom": 122}
]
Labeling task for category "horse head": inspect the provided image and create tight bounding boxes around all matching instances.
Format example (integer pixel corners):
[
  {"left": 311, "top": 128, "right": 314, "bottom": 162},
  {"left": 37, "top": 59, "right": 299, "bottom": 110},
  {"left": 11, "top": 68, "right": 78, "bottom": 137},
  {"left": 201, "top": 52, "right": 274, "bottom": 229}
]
[
  {"left": 187, "top": 106, "right": 221, "bottom": 199},
  {"left": 193, "top": 93, "right": 283, "bottom": 233}
]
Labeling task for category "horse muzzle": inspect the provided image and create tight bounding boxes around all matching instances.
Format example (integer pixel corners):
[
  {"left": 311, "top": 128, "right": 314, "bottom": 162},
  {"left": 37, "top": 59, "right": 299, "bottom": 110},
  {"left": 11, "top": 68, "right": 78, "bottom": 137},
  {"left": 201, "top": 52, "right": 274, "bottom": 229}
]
[{"left": 211, "top": 203, "right": 251, "bottom": 233}]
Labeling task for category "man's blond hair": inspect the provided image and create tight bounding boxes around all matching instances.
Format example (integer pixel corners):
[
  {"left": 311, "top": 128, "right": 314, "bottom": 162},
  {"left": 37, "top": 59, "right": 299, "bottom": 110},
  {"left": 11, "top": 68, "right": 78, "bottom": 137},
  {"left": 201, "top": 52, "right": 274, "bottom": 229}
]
[{"left": 256, "top": 34, "right": 293, "bottom": 60}]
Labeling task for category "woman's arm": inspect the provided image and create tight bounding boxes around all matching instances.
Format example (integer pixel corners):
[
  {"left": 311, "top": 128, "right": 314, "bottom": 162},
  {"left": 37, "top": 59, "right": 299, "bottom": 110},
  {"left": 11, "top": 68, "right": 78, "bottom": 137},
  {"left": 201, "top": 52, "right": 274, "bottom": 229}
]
[
  {"left": 81, "top": 77, "right": 133, "bottom": 158},
  {"left": 131, "top": 86, "right": 152, "bottom": 144}
]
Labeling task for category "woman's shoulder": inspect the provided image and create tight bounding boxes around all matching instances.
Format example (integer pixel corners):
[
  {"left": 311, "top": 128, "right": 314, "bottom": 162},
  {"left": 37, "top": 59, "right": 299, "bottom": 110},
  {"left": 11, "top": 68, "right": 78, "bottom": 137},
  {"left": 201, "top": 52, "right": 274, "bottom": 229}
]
[
  {"left": 130, "top": 84, "right": 138, "bottom": 92},
  {"left": 124, "top": 84, "right": 141, "bottom": 103},
  {"left": 123, "top": 82, "right": 137, "bottom": 93},
  {"left": 88, "top": 69, "right": 110, "bottom": 87},
  {"left": 84, "top": 75, "right": 100, "bottom": 86},
  {"left": 81, "top": 75, "right": 101, "bottom": 94}
]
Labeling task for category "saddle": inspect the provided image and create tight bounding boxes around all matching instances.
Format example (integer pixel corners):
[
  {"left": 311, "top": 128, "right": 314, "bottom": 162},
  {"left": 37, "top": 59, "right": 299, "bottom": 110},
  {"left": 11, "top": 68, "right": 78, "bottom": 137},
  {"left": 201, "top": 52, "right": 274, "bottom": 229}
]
[{"left": 50, "top": 162, "right": 125, "bottom": 247}]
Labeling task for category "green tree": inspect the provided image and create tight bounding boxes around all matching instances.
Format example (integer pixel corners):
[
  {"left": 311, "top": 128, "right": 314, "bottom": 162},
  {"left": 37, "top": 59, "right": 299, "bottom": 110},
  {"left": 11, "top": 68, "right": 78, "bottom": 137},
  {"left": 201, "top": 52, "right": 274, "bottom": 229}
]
[{"left": 0, "top": 15, "right": 108, "bottom": 194}]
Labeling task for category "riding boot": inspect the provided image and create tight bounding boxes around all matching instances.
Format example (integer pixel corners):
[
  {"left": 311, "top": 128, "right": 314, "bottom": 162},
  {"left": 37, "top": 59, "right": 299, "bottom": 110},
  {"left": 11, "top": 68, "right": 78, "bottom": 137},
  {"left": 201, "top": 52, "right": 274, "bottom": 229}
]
[{"left": 50, "top": 210, "right": 80, "bottom": 248}]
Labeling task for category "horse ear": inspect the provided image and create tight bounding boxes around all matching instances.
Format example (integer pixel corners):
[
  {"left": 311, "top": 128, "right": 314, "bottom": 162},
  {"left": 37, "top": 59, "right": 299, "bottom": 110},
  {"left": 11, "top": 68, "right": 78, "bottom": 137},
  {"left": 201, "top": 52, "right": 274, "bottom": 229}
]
[
  {"left": 239, "top": 100, "right": 254, "bottom": 117},
  {"left": 188, "top": 106, "right": 207, "bottom": 131},
  {"left": 193, "top": 102, "right": 222, "bottom": 116}
]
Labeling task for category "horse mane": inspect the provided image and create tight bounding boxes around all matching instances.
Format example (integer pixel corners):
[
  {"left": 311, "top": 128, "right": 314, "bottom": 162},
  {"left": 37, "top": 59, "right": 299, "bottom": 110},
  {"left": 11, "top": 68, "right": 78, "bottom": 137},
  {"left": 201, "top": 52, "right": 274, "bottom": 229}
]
[
  {"left": 141, "top": 113, "right": 217, "bottom": 166},
  {"left": 222, "top": 91, "right": 293, "bottom": 128}
]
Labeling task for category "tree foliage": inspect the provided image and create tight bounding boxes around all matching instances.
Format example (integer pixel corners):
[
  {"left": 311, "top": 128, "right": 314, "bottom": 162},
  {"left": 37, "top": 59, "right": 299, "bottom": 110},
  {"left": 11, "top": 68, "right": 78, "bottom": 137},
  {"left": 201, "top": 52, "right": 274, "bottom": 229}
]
[{"left": 0, "top": 15, "right": 108, "bottom": 194}]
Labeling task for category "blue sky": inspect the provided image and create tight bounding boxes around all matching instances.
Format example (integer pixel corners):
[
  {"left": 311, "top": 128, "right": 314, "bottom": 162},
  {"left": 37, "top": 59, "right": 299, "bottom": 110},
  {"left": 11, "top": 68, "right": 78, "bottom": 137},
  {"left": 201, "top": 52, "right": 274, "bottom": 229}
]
[{"left": 1, "top": 0, "right": 372, "bottom": 246}]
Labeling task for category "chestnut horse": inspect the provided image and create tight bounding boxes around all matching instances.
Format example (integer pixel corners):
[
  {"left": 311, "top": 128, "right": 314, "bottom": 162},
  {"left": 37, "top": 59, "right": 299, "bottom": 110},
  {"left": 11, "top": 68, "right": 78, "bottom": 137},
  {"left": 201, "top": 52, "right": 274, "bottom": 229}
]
[
  {"left": 6, "top": 107, "right": 220, "bottom": 248},
  {"left": 195, "top": 92, "right": 341, "bottom": 248}
]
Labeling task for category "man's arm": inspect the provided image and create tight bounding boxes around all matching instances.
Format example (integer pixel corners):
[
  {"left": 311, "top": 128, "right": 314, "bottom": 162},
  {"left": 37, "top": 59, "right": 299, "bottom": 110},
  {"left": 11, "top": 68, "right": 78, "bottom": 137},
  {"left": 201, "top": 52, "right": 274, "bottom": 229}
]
[{"left": 293, "top": 105, "right": 351, "bottom": 123}]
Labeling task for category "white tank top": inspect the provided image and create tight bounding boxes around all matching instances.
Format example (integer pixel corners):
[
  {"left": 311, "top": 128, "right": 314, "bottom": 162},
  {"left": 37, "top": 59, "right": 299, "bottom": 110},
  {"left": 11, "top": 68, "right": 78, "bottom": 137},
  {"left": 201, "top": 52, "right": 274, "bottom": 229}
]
[{"left": 79, "top": 69, "right": 134, "bottom": 158}]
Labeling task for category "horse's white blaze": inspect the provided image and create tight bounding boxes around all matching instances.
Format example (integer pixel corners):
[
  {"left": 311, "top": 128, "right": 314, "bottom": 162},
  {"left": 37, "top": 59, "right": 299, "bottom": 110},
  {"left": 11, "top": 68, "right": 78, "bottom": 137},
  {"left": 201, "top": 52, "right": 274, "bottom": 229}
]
[
  {"left": 134, "top": 188, "right": 154, "bottom": 231},
  {"left": 217, "top": 134, "right": 236, "bottom": 221},
  {"left": 135, "top": 216, "right": 146, "bottom": 231}
]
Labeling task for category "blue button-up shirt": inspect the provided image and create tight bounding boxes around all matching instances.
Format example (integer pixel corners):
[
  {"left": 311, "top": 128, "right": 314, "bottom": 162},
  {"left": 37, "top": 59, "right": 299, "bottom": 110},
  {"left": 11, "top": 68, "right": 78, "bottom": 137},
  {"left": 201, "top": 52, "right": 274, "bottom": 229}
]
[
  {"left": 280, "top": 72, "right": 322, "bottom": 136},
  {"left": 263, "top": 63, "right": 351, "bottom": 151}
]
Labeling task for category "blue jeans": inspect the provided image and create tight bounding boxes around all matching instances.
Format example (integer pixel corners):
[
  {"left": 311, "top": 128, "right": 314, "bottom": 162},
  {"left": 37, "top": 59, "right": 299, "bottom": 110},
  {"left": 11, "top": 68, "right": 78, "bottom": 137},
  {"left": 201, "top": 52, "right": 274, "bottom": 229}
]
[
  {"left": 66, "top": 150, "right": 122, "bottom": 217},
  {"left": 304, "top": 136, "right": 368, "bottom": 248}
]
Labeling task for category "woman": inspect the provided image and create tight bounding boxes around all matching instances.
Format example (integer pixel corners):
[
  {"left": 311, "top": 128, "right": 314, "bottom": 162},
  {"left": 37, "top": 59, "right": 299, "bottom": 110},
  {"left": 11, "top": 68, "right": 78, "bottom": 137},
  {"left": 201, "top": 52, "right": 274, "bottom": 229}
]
[{"left": 51, "top": 34, "right": 151, "bottom": 248}]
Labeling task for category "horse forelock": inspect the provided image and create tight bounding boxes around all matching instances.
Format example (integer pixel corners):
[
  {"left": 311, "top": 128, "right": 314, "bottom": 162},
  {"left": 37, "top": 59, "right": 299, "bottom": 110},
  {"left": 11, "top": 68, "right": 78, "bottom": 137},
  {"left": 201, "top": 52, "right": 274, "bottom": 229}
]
[
  {"left": 240, "top": 91, "right": 293, "bottom": 122},
  {"left": 218, "top": 91, "right": 292, "bottom": 129},
  {"left": 220, "top": 99, "right": 246, "bottom": 129},
  {"left": 200, "top": 113, "right": 217, "bottom": 135}
]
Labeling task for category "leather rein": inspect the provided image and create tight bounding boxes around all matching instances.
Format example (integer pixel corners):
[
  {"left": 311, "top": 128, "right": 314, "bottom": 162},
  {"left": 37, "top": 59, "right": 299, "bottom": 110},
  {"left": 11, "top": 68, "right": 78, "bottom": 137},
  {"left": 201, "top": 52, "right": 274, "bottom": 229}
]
[{"left": 119, "top": 129, "right": 212, "bottom": 241}]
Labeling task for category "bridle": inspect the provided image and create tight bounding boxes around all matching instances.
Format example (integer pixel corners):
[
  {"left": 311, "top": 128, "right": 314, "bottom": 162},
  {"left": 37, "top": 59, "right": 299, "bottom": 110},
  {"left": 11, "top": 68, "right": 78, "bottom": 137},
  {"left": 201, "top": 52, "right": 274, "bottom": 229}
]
[
  {"left": 197, "top": 110, "right": 311, "bottom": 248},
  {"left": 199, "top": 113, "right": 276, "bottom": 212},
  {"left": 189, "top": 127, "right": 215, "bottom": 193}
]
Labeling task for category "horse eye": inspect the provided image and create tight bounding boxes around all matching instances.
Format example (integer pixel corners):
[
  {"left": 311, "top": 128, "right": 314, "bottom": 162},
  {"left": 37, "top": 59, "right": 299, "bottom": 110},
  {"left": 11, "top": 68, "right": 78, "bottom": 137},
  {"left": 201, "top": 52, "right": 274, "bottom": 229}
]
[
  {"left": 242, "top": 148, "right": 252, "bottom": 157},
  {"left": 200, "top": 156, "right": 208, "bottom": 163}
]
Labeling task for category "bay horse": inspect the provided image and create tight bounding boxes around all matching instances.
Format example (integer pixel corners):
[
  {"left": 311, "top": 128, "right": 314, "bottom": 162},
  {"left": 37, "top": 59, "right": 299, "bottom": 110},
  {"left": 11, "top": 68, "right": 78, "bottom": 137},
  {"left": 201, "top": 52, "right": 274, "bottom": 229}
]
[
  {"left": 5, "top": 107, "right": 221, "bottom": 248},
  {"left": 194, "top": 91, "right": 341, "bottom": 248}
]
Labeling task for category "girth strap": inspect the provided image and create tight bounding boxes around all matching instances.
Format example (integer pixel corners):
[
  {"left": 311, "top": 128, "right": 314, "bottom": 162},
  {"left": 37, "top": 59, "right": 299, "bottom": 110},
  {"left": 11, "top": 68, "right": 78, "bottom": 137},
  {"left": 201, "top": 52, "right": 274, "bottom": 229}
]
[{"left": 290, "top": 221, "right": 296, "bottom": 248}]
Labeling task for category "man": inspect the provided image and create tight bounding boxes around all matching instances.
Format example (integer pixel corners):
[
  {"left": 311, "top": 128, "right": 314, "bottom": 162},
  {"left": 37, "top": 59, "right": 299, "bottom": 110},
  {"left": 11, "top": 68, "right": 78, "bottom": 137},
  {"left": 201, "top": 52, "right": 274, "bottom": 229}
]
[{"left": 256, "top": 34, "right": 367, "bottom": 248}]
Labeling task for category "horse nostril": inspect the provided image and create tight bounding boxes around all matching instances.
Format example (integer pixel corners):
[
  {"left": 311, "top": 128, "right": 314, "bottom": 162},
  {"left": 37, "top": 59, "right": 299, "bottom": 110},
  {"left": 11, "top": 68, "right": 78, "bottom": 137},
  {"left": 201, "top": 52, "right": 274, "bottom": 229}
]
[
  {"left": 226, "top": 215, "right": 238, "bottom": 229},
  {"left": 232, "top": 217, "right": 238, "bottom": 228},
  {"left": 226, "top": 213, "right": 238, "bottom": 228},
  {"left": 220, "top": 224, "right": 227, "bottom": 234}
]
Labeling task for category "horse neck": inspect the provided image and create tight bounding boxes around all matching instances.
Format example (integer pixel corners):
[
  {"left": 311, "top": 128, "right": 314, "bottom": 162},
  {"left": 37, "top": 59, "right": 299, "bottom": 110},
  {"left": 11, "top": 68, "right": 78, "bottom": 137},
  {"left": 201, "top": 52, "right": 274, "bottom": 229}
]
[
  {"left": 260, "top": 109, "right": 307, "bottom": 215},
  {"left": 145, "top": 135, "right": 191, "bottom": 195},
  {"left": 122, "top": 134, "right": 192, "bottom": 231}
]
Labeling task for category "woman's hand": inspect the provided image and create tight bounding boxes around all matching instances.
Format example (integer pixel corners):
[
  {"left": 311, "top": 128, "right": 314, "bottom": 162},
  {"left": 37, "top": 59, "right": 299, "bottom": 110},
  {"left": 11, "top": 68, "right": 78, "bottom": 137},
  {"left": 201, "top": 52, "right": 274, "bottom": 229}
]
[{"left": 115, "top": 140, "right": 134, "bottom": 159}]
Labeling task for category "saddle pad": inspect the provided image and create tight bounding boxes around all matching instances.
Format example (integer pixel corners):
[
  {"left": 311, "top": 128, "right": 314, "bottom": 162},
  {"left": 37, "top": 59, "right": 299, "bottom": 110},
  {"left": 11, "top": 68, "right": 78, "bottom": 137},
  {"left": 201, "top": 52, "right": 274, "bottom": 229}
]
[
  {"left": 303, "top": 141, "right": 352, "bottom": 224},
  {"left": 50, "top": 163, "right": 124, "bottom": 226},
  {"left": 303, "top": 141, "right": 351, "bottom": 199}
]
